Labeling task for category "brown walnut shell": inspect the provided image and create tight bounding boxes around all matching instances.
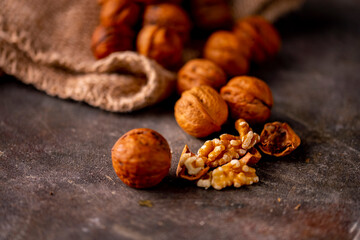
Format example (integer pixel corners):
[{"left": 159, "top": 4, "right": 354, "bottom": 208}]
[
  {"left": 259, "top": 122, "right": 301, "bottom": 157},
  {"left": 204, "top": 31, "right": 250, "bottom": 77},
  {"left": 177, "top": 59, "right": 226, "bottom": 94},
  {"left": 137, "top": 25, "right": 183, "bottom": 69},
  {"left": 176, "top": 145, "right": 210, "bottom": 181},
  {"left": 174, "top": 85, "right": 228, "bottom": 138},
  {"left": 143, "top": 3, "right": 191, "bottom": 42},
  {"left": 111, "top": 128, "right": 171, "bottom": 188},
  {"left": 191, "top": 0, "right": 233, "bottom": 30},
  {"left": 220, "top": 76, "right": 273, "bottom": 124},
  {"left": 100, "top": 0, "right": 141, "bottom": 28},
  {"left": 240, "top": 147, "right": 262, "bottom": 166},
  {"left": 91, "top": 24, "right": 134, "bottom": 59},
  {"left": 234, "top": 16, "right": 281, "bottom": 63}
]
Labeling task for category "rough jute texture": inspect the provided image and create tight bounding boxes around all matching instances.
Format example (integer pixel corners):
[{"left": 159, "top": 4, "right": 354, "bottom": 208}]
[{"left": 0, "top": 0, "right": 303, "bottom": 112}]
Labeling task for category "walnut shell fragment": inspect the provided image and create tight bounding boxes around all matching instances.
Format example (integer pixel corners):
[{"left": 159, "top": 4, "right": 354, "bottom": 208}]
[
  {"left": 176, "top": 145, "right": 210, "bottom": 180},
  {"left": 259, "top": 122, "right": 301, "bottom": 157}
]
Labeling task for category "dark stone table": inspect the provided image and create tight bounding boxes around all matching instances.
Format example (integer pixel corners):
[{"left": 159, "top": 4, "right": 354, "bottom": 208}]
[{"left": 1, "top": 0, "right": 359, "bottom": 239}]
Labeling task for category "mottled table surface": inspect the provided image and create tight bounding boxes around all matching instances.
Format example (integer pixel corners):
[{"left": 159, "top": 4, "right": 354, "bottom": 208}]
[{"left": 1, "top": 0, "right": 360, "bottom": 239}]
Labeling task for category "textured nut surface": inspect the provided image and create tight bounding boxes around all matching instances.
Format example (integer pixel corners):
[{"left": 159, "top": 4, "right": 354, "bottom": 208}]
[
  {"left": 197, "top": 159, "right": 259, "bottom": 190},
  {"left": 174, "top": 85, "right": 228, "bottom": 138},
  {"left": 234, "top": 16, "right": 281, "bottom": 63},
  {"left": 143, "top": 3, "right": 191, "bottom": 42},
  {"left": 176, "top": 145, "right": 209, "bottom": 180},
  {"left": 91, "top": 24, "right": 134, "bottom": 59},
  {"left": 220, "top": 76, "right": 273, "bottom": 124},
  {"left": 111, "top": 128, "right": 171, "bottom": 188},
  {"left": 190, "top": 0, "right": 233, "bottom": 30},
  {"left": 259, "top": 122, "right": 301, "bottom": 157},
  {"left": 204, "top": 31, "right": 250, "bottom": 77},
  {"left": 137, "top": 25, "right": 183, "bottom": 69},
  {"left": 177, "top": 59, "right": 226, "bottom": 94},
  {"left": 100, "top": 0, "right": 140, "bottom": 28}
]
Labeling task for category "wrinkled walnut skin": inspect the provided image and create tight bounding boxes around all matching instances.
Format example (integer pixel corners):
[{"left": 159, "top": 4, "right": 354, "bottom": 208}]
[
  {"left": 177, "top": 59, "right": 226, "bottom": 94},
  {"left": 137, "top": 25, "right": 183, "bottom": 69},
  {"left": 91, "top": 25, "right": 134, "bottom": 59},
  {"left": 259, "top": 122, "right": 301, "bottom": 157},
  {"left": 234, "top": 16, "right": 281, "bottom": 63},
  {"left": 100, "top": 0, "right": 140, "bottom": 28},
  {"left": 204, "top": 31, "right": 249, "bottom": 77},
  {"left": 220, "top": 76, "right": 273, "bottom": 124},
  {"left": 143, "top": 3, "right": 191, "bottom": 42},
  {"left": 174, "top": 85, "right": 228, "bottom": 138},
  {"left": 111, "top": 128, "right": 171, "bottom": 188}
]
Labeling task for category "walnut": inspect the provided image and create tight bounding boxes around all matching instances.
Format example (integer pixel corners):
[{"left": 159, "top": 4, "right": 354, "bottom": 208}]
[
  {"left": 177, "top": 59, "right": 226, "bottom": 94},
  {"left": 197, "top": 119, "right": 260, "bottom": 168},
  {"left": 220, "top": 76, "right": 273, "bottom": 124},
  {"left": 259, "top": 122, "right": 301, "bottom": 157},
  {"left": 100, "top": 0, "right": 141, "bottom": 28},
  {"left": 176, "top": 145, "right": 210, "bottom": 180},
  {"left": 190, "top": 0, "right": 233, "bottom": 31},
  {"left": 203, "top": 31, "right": 250, "bottom": 77},
  {"left": 233, "top": 16, "right": 281, "bottom": 63},
  {"left": 143, "top": 3, "right": 191, "bottom": 42},
  {"left": 137, "top": 25, "right": 183, "bottom": 69},
  {"left": 197, "top": 159, "right": 259, "bottom": 190},
  {"left": 111, "top": 128, "right": 171, "bottom": 188},
  {"left": 174, "top": 85, "right": 228, "bottom": 138},
  {"left": 91, "top": 24, "right": 134, "bottom": 59},
  {"left": 176, "top": 119, "right": 261, "bottom": 181}
]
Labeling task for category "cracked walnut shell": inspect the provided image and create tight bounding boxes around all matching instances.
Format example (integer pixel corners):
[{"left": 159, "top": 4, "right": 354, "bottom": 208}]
[
  {"left": 177, "top": 59, "right": 226, "bottom": 94},
  {"left": 174, "top": 85, "right": 228, "bottom": 138},
  {"left": 137, "top": 25, "right": 183, "bottom": 69},
  {"left": 259, "top": 122, "right": 301, "bottom": 157},
  {"left": 111, "top": 128, "right": 171, "bottom": 188},
  {"left": 204, "top": 31, "right": 250, "bottom": 77},
  {"left": 220, "top": 76, "right": 273, "bottom": 124}
]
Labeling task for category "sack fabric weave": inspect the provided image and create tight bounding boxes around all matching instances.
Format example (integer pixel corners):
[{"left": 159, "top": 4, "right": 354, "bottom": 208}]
[{"left": 0, "top": 0, "right": 304, "bottom": 112}]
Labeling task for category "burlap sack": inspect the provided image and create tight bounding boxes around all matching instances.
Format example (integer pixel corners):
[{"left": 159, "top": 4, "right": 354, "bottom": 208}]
[{"left": 0, "top": 0, "right": 304, "bottom": 112}]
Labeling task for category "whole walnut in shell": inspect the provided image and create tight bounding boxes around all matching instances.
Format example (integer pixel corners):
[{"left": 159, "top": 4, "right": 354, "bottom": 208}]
[
  {"left": 174, "top": 85, "right": 228, "bottom": 138},
  {"left": 177, "top": 59, "right": 226, "bottom": 94},
  {"left": 204, "top": 31, "right": 250, "bottom": 77},
  {"left": 137, "top": 25, "right": 183, "bottom": 69},
  {"left": 143, "top": 3, "right": 191, "bottom": 42},
  {"left": 100, "top": 0, "right": 141, "bottom": 28},
  {"left": 111, "top": 128, "right": 171, "bottom": 188},
  {"left": 91, "top": 24, "right": 134, "bottom": 59},
  {"left": 220, "top": 76, "right": 273, "bottom": 124},
  {"left": 234, "top": 16, "right": 281, "bottom": 63}
]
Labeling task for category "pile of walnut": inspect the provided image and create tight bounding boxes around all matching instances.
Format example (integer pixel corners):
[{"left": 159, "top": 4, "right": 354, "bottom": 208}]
[
  {"left": 176, "top": 119, "right": 300, "bottom": 190},
  {"left": 91, "top": 0, "right": 191, "bottom": 69}
]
